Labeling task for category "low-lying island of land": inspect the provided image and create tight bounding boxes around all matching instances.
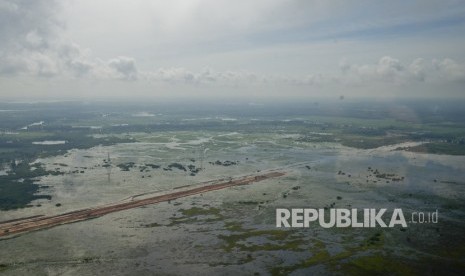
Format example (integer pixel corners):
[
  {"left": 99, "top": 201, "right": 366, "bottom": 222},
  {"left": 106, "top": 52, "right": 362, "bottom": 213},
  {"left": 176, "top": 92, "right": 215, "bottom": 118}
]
[{"left": 0, "top": 171, "right": 285, "bottom": 239}]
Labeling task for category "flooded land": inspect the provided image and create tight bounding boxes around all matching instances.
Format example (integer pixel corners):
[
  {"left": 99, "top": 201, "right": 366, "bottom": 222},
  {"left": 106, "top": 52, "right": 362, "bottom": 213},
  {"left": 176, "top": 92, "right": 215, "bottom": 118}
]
[{"left": 1, "top": 99, "right": 465, "bottom": 275}]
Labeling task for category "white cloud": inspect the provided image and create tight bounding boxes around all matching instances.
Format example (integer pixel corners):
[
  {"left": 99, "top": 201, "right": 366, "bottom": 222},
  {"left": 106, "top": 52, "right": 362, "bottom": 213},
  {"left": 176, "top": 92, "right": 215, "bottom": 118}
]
[
  {"left": 147, "top": 67, "right": 197, "bottom": 84},
  {"left": 408, "top": 58, "right": 427, "bottom": 81},
  {"left": 338, "top": 56, "right": 465, "bottom": 86},
  {"left": 142, "top": 67, "right": 262, "bottom": 87},
  {"left": 107, "top": 56, "right": 138, "bottom": 81},
  {"left": 0, "top": 1, "right": 136, "bottom": 81},
  {"left": 432, "top": 58, "right": 465, "bottom": 82},
  {"left": 1, "top": 0, "right": 465, "bottom": 98}
]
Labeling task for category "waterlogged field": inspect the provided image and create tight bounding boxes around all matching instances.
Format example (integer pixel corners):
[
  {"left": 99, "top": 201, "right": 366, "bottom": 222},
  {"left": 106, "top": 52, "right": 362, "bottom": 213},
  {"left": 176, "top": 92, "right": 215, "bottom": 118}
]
[{"left": 0, "top": 100, "right": 465, "bottom": 275}]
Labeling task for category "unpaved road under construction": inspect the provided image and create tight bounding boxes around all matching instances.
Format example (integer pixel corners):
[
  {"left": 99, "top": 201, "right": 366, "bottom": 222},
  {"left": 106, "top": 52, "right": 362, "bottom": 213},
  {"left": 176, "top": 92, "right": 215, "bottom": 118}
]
[{"left": 0, "top": 171, "right": 285, "bottom": 239}]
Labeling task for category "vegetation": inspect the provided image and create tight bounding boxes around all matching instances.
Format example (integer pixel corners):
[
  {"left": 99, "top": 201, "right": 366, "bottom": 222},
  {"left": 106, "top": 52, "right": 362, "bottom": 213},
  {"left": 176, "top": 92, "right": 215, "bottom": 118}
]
[
  {"left": 1, "top": 99, "right": 464, "bottom": 211},
  {"left": 0, "top": 162, "right": 57, "bottom": 210},
  {"left": 0, "top": 117, "right": 133, "bottom": 210}
]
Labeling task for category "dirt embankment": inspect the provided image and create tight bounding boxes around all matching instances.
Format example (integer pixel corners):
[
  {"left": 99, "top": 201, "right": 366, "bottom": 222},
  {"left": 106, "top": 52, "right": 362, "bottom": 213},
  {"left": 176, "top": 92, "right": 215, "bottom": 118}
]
[{"left": 0, "top": 171, "right": 285, "bottom": 239}]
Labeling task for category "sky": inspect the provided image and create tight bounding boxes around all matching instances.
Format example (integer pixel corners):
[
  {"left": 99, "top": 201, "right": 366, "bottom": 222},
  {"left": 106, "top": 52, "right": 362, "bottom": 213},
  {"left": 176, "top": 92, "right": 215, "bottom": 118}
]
[{"left": 1, "top": 0, "right": 465, "bottom": 100}]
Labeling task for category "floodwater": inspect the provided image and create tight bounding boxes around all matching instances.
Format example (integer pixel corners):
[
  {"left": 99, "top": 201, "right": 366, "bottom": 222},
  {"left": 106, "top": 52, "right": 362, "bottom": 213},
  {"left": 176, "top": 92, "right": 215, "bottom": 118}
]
[
  {"left": 1, "top": 131, "right": 464, "bottom": 275},
  {"left": 32, "top": 140, "right": 67, "bottom": 145}
]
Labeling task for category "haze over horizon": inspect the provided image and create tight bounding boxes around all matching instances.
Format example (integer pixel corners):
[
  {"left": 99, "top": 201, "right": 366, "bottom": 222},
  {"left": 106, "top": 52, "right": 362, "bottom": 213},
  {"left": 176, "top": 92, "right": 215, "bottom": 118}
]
[{"left": 1, "top": 0, "right": 465, "bottom": 100}]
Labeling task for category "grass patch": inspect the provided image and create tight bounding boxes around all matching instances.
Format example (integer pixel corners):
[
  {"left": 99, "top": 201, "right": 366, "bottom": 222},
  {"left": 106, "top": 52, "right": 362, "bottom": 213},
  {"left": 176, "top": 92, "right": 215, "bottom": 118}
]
[
  {"left": 165, "top": 207, "right": 224, "bottom": 226},
  {"left": 219, "top": 226, "right": 303, "bottom": 253},
  {"left": 270, "top": 231, "right": 386, "bottom": 275}
]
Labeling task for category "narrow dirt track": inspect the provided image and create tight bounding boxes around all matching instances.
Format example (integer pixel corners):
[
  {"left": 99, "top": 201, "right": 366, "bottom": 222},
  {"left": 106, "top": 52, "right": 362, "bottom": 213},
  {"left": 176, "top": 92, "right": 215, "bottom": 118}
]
[{"left": 0, "top": 171, "right": 285, "bottom": 239}]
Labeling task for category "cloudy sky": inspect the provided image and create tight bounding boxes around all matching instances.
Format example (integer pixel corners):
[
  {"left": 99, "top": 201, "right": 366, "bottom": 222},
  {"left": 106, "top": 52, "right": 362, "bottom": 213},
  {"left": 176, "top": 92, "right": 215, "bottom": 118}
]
[{"left": 1, "top": 0, "right": 465, "bottom": 100}]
